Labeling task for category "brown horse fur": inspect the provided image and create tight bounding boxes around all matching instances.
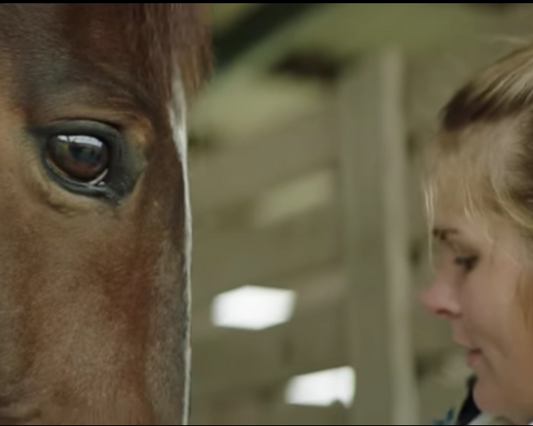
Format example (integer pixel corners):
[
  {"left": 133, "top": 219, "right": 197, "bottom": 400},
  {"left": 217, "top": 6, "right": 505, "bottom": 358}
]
[{"left": 0, "top": 4, "right": 210, "bottom": 425}]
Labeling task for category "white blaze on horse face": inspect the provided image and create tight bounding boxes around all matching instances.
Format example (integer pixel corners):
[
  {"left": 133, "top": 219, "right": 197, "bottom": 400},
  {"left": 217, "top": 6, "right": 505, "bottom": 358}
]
[{"left": 169, "top": 75, "right": 192, "bottom": 425}]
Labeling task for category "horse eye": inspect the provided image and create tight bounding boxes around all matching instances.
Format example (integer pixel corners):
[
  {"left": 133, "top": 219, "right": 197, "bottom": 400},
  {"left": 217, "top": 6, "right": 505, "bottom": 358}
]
[{"left": 45, "top": 135, "right": 110, "bottom": 184}]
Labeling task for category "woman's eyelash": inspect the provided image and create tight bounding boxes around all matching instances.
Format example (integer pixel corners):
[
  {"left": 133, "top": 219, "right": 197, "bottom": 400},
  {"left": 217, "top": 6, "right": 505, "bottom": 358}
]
[{"left": 454, "top": 256, "right": 478, "bottom": 272}]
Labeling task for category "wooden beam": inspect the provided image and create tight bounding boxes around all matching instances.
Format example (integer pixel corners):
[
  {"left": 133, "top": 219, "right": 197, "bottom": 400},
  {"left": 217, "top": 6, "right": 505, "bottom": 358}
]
[
  {"left": 192, "top": 205, "right": 341, "bottom": 303},
  {"left": 337, "top": 52, "right": 419, "bottom": 424},
  {"left": 212, "top": 3, "right": 324, "bottom": 71},
  {"left": 269, "top": 405, "right": 348, "bottom": 426},
  {"left": 191, "top": 389, "right": 347, "bottom": 426},
  {"left": 189, "top": 109, "right": 336, "bottom": 214},
  {"left": 191, "top": 302, "right": 348, "bottom": 396}
]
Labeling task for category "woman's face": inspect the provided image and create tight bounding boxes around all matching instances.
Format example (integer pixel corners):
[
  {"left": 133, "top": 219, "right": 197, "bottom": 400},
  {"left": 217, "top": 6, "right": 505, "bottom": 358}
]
[{"left": 421, "top": 212, "right": 533, "bottom": 423}]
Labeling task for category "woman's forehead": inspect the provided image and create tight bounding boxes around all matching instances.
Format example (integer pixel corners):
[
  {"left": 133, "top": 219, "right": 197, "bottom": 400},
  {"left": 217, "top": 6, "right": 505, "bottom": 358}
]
[{"left": 428, "top": 122, "right": 526, "bottom": 232}]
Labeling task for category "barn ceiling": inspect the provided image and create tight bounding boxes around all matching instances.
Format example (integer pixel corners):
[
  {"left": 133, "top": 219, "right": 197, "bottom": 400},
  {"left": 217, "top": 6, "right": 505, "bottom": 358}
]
[{"left": 190, "top": 3, "right": 526, "bottom": 153}]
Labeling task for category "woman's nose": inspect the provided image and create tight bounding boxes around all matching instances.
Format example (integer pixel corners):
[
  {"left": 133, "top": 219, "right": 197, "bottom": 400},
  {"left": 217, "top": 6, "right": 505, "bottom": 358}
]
[{"left": 419, "top": 275, "right": 461, "bottom": 320}]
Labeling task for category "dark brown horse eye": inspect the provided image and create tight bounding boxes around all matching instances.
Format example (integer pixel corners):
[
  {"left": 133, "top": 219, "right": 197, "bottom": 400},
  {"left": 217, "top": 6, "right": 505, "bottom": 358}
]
[{"left": 45, "top": 135, "right": 110, "bottom": 184}]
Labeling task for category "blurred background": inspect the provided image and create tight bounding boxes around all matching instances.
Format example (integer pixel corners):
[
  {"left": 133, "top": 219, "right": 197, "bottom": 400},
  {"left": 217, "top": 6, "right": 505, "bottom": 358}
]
[{"left": 186, "top": 4, "right": 533, "bottom": 425}]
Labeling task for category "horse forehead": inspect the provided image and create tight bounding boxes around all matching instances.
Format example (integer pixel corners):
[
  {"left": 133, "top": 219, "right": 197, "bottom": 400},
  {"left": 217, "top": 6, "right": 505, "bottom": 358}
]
[
  {"left": 0, "top": 4, "right": 187, "bottom": 146},
  {"left": 0, "top": 5, "right": 136, "bottom": 44},
  {"left": 0, "top": 4, "right": 176, "bottom": 96},
  {"left": 0, "top": 5, "right": 120, "bottom": 50}
]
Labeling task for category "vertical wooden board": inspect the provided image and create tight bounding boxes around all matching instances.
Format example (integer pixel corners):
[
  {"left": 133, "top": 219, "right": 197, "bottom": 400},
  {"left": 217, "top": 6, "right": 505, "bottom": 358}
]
[{"left": 337, "top": 51, "right": 419, "bottom": 424}]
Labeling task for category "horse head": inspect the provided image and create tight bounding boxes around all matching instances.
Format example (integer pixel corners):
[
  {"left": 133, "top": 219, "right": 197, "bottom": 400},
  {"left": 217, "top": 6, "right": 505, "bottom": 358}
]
[{"left": 0, "top": 4, "right": 210, "bottom": 424}]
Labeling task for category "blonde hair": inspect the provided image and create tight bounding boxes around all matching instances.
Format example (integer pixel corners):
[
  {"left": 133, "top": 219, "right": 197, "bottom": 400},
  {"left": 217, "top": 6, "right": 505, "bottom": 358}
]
[{"left": 427, "top": 45, "right": 533, "bottom": 241}]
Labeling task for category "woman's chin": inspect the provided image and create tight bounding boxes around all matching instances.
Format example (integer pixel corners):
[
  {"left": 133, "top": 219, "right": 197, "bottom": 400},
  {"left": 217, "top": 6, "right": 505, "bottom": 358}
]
[{"left": 472, "top": 377, "right": 506, "bottom": 417}]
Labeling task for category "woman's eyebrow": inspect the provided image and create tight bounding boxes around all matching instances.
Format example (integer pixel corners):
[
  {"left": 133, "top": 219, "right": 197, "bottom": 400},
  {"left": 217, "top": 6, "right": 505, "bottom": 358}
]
[{"left": 432, "top": 227, "right": 459, "bottom": 241}]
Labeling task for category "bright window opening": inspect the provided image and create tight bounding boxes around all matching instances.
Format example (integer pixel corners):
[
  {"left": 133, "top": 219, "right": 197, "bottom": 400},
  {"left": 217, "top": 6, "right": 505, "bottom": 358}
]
[
  {"left": 211, "top": 285, "right": 296, "bottom": 330},
  {"left": 285, "top": 366, "right": 356, "bottom": 408}
]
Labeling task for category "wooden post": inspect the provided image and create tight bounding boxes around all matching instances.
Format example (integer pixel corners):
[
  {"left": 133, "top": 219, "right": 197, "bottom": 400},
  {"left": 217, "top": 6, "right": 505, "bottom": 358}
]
[{"left": 337, "top": 50, "right": 419, "bottom": 425}]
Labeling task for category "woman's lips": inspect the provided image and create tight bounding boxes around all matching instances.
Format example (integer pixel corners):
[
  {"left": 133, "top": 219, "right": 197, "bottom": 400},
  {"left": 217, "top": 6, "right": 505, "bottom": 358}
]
[{"left": 467, "top": 349, "right": 482, "bottom": 368}]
